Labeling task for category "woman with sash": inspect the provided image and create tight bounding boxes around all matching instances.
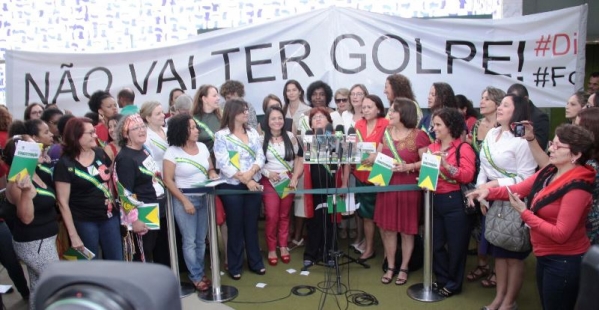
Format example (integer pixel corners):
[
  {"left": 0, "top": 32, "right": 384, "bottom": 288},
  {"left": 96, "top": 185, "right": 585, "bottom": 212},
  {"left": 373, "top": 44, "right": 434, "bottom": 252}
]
[
  {"left": 350, "top": 94, "right": 388, "bottom": 262},
  {"left": 54, "top": 117, "right": 123, "bottom": 260},
  {"left": 261, "top": 106, "right": 303, "bottom": 266},
  {"left": 473, "top": 94, "right": 537, "bottom": 310},
  {"left": 142, "top": 101, "right": 168, "bottom": 172},
  {"left": 466, "top": 86, "right": 505, "bottom": 288},
  {"left": 163, "top": 114, "right": 218, "bottom": 291},
  {"left": 4, "top": 135, "right": 59, "bottom": 308},
  {"left": 114, "top": 113, "right": 167, "bottom": 264},
  {"left": 375, "top": 98, "right": 430, "bottom": 285},
  {"left": 214, "top": 99, "right": 266, "bottom": 280},
  {"left": 191, "top": 84, "right": 229, "bottom": 268},
  {"left": 24, "top": 119, "right": 54, "bottom": 186}
]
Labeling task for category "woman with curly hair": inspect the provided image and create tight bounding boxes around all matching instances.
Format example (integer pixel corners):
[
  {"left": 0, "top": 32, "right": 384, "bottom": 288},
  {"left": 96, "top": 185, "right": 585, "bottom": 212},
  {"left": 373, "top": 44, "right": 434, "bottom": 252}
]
[
  {"left": 427, "top": 108, "right": 476, "bottom": 297},
  {"left": 419, "top": 82, "right": 458, "bottom": 142},
  {"left": 163, "top": 113, "right": 218, "bottom": 290},
  {"left": 384, "top": 74, "right": 423, "bottom": 123},
  {"left": 4, "top": 135, "right": 59, "bottom": 308},
  {"left": 87, "top": 90, "right": 118, "bottom": 145}
]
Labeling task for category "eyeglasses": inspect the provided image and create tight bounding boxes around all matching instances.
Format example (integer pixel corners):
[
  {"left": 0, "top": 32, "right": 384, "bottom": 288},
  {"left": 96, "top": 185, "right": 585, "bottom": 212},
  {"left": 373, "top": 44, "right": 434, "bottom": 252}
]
[
  {"left": 31, "top": 110, "right": 43, "bottom": 115},
  {"left": 83, "top": 130, "right": 97, "bottom": 136},
  {"left": 335, "top": 98, "right": 348, "bottom": 103},
  {"left": 312, "top": 114, "right": 326, "bottom": 120},
  {"left": 548, "top": 141, "right": 570, "bottom": 150},
  {"left": 129, "top": 124, "right": 147, "bottom": 132},
  {"left": 350, "top": 92, "right": 364, "bottom": 97}
]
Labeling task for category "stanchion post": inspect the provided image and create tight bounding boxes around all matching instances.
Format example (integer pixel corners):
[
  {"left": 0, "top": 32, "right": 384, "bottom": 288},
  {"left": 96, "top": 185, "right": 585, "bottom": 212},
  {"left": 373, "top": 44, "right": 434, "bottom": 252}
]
[
  {"left": 407, "top": 189, "right": 444, "bottom": 302},
  {"left": 166, "top": 192, "right": 195, "bottom": 298},
  {"left": 198, "top": 188, "right": 238, "bottom": 302}
]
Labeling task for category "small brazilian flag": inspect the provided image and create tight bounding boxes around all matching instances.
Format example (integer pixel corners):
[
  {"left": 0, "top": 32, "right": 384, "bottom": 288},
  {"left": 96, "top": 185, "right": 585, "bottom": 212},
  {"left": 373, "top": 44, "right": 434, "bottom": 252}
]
[
  {"left": 229, "top": 151, "right": 241, "bottom": 170},
  {"left": 138, "top": 203, "right": 160, "bottom": 230}
]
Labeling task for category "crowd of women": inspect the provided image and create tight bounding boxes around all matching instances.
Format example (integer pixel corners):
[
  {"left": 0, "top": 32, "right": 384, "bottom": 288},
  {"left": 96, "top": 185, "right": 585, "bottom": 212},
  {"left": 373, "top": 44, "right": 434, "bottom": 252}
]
[{"left": 0, "top": 75, "right": 598, "bottom": 310}]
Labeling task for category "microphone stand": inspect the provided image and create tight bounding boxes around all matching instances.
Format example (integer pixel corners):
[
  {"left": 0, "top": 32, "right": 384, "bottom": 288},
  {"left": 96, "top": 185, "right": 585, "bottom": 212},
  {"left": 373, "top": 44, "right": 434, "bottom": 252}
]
[{"left": 325, "top": 134, "right": 369, "bottom": 295}]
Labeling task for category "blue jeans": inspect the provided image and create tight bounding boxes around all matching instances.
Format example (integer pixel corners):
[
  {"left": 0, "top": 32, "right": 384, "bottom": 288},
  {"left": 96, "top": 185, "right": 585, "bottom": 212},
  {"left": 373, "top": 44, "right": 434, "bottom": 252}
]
[
  {"left": 74, "top": 215, "right": 123, "bottom": 260},
  {"left": 172, "top": 193, "right": 208, "bottom": 283},
  {"left": 536, "top": 254, "right": 583, "bottom": 310},
  {"left": 0, "top": 221, "right": 29, "bottom": 298}
]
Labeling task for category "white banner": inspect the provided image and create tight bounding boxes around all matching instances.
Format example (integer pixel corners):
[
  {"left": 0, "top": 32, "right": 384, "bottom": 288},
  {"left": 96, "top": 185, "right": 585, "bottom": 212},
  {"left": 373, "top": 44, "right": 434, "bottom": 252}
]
[{"left": 6, "top": 5, "right": 587, "bottom": 118}]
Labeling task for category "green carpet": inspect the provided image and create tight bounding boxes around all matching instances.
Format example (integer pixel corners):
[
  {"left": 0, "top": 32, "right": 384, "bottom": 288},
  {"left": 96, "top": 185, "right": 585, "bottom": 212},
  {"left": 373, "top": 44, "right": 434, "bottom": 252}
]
[{"left": 203, "top": 231, "right": 543, "bottom": 310}]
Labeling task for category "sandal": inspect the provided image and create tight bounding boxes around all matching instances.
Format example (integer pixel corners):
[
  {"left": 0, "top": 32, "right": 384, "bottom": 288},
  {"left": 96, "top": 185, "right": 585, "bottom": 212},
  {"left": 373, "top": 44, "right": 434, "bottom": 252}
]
[
  {"left": 268, "top": 253, "right": 278, "bottom": 266},
  {"left": 481, "top": 272, "right": 497, "bottom": 288},
  {"left": 381, "top": 267, "right": 395, "bottom": 284},
  {"left": 395, "top": 269, "right": 409, "bottom": 286},
  {"left": 194, "top": 280, "right": 210, "bottom": 291},
  {"left": 201, "top": 276, "right": 212, "bottom": 286},
  {"left": 467, "top": 264, "right": 490, "bottom": 281}
]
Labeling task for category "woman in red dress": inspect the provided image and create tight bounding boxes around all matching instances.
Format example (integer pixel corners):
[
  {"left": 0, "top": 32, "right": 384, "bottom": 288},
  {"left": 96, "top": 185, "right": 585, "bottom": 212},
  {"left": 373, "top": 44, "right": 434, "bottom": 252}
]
[{"left": 375, "top": 98, "right": 430, "bottom": 285}]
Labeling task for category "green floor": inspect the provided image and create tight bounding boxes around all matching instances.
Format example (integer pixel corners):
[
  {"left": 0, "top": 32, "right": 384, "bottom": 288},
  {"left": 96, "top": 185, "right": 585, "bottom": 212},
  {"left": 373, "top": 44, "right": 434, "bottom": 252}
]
[{"left": 205, "top": 231, "right": 543, "bottom": 310}]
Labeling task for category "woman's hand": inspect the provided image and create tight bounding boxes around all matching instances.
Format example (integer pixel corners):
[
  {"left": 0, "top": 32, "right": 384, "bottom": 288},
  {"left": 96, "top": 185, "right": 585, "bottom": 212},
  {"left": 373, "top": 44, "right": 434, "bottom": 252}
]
[
  {"left": 238, "top": 170, "right": 254, "bottom": 184},
  {"left": 519, "top": 121, "right": 535, "bottom": 142},
  {"left": 183, "top": 199, "right": 196, "bottom": 215},
  {"left": 393, "top": 162, "right": 412, "bottom": 173},
  {"left": 209, "top": 170, "right": 219, "bottom": 180},
  {"left": 16, "top": 174, "right": 36, "bottom": 199},
  {"left": 247, "top": 179, "right": 263, "bottom": 192},
  {"left": 132, "top": 220, "right": 149, "bottom": 235},
  {"left": 508, "top": 191, "right": 527, "bottom": 214},
  {"left": 360, "top": 153, "right": 376, "bottom": 166},
  {"left": 466, "top": 188, "right": 490, "bottom": 207},
  {"left": 268, "top": 171, "right": 280, "bottom": 183},
  {"left": 289, "top": 176, "right": 298, "bottom": 189},
  {"left": 70, "top": 234, "right": 84, "bottom": 251}
]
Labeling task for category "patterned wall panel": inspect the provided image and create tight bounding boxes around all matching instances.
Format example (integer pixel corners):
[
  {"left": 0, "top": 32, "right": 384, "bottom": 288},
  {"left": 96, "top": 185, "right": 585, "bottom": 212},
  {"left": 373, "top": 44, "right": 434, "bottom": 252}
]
[{"left": 0, "top": 0, "right": 500, "bottom": 106}]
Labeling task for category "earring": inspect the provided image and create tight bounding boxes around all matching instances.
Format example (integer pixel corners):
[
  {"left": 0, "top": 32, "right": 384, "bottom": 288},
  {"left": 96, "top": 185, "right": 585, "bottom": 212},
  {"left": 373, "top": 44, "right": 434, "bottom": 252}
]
[{"left": 571, "top": 159, "right": 576, "bottom": 164}]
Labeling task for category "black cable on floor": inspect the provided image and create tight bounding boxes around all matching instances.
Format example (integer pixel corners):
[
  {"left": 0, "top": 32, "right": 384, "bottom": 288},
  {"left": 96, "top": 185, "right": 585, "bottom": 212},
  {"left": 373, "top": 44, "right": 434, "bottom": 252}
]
[{"left": 229, "top": 285, "right": 318, "bottom": 304}]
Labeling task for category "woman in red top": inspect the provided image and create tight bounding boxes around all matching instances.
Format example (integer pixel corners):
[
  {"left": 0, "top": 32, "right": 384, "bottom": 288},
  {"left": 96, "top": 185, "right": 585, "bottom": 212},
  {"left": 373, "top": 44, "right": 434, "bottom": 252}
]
[
  {"left": 375, "top": 98, "right": 430, "bottom": 285},
  {"left": 349, "top": 94, "right": 388, "bottom": 262},
  {"left": 427, "top": 108, "right": 476, "bottom": 297},
  {"left": 469, "top": 124, "right": 595, "bottom": 310}
]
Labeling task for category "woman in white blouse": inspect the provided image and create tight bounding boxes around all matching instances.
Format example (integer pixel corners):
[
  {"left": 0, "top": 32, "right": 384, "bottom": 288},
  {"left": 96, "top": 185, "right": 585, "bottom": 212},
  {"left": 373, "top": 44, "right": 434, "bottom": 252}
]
[
  {"left": 261, "top": 106, "right": 303, "bottom": 266},
  {"left": 141, "top": 101, "right": 168, "bottom": 173},
  {"left": 214, "top": 99, "right": 266, "bottom": 280},
  {"left": 474, "top": 94, "right": 537, "bottom": 310}
]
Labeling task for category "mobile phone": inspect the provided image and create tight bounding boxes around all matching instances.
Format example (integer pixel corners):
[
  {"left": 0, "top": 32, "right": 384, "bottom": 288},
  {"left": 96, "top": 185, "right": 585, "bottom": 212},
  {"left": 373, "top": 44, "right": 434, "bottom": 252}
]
[
  {"left": 506, "top": 186, "right": 514, "bottom": 196},
  {"left": 514, "top": 123, "right": 525, "bottom": 137}
]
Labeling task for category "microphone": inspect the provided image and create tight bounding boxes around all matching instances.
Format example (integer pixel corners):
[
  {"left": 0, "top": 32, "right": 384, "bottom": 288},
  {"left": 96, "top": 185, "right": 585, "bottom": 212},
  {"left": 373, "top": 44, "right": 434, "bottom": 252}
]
[
  {"left": 304, "top": 129, "right": 313, "bottom": 162},
  {"left": 324, "top": 123, "right": 334, "bottom": 155},
  {"left": 346, "top": 127, "right": 356, "bottom": 163},
  {"left": 334, "top": 124, "right": 345, "bottom": 162}
]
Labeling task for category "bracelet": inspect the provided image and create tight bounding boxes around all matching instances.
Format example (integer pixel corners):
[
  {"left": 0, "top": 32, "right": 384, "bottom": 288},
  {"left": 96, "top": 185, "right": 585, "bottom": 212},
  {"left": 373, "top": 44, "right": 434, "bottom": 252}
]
[
  {"left": 526, "top": 137, "right": 536, "bottom": 142},
  {"left": 447, "top": 165, "right": 458, "bottom": 176}
]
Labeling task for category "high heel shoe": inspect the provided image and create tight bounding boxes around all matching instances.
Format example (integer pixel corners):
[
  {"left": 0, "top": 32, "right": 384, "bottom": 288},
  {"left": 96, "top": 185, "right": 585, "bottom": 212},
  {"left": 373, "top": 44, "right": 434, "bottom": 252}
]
[
  {"left": 268, "top": 256, "right": 278, "bottom": 266},
  {"left": 280, "top": 247, "right": 291, "bottom": 264}
]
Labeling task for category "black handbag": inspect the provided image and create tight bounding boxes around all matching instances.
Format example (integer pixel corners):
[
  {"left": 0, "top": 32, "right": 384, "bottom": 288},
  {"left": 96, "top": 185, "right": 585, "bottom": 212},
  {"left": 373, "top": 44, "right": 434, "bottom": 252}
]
[{"left": 456, "top": 143, "right": 479, "bottom": 215}]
